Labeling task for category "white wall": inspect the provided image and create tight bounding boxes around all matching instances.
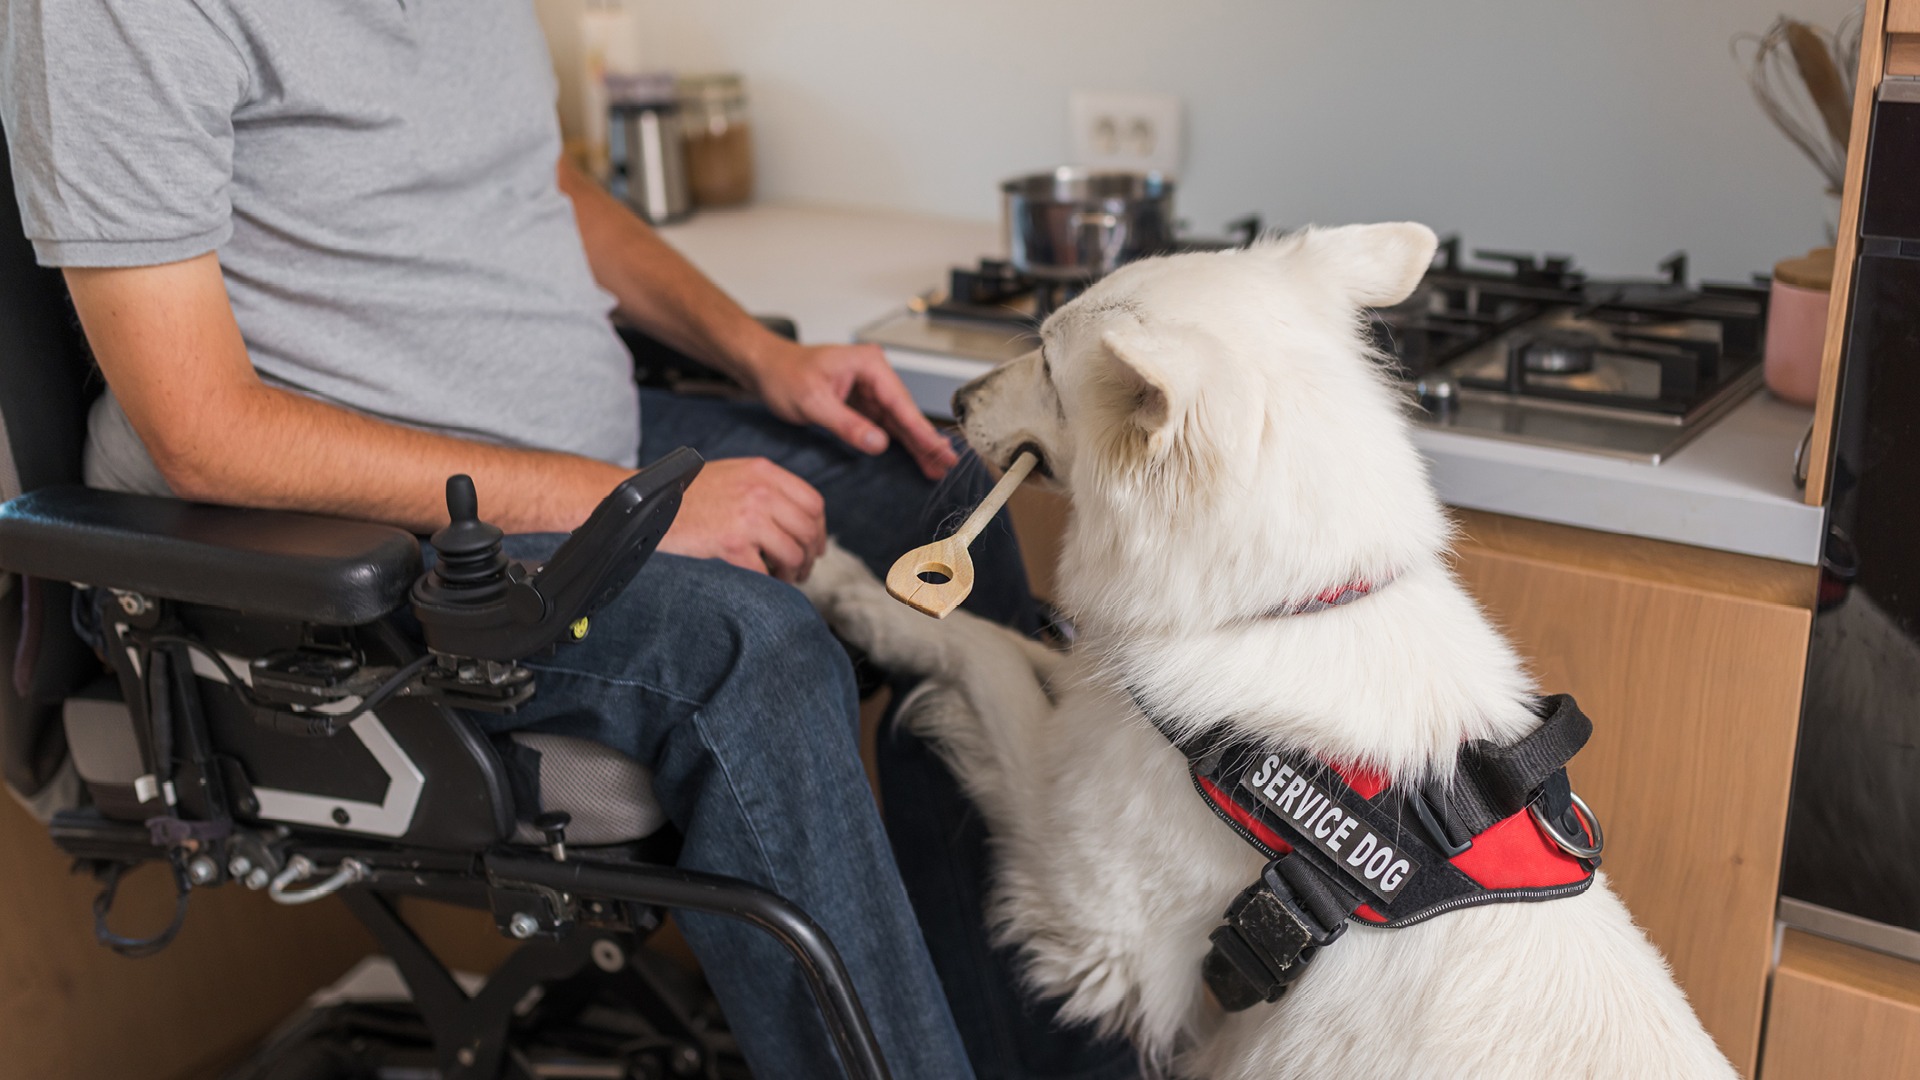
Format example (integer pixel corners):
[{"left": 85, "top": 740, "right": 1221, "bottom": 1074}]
[{"left": 631, "top": 0, "right": 1861, "bottom": 281}]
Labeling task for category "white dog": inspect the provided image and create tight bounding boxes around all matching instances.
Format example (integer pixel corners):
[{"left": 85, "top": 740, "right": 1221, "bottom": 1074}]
[{"left": 804, "top": 224, "right": 1735, "bottom": 1078}]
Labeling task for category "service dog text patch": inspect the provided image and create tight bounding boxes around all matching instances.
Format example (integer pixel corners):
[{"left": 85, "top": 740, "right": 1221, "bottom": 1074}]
[{"left": 1241, "top": 755, "right": 1419, "bottom": 902}]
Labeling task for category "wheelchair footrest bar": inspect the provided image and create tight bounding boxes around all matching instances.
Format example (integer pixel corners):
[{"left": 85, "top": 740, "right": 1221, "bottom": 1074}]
[{"left": 483, "top": 852, "right": 892, "bottom": 1080}]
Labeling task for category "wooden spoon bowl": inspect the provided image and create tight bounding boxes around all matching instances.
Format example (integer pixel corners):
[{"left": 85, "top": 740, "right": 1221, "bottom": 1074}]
[{"left": 886, "top": 451, "right": 1037, "bottom": 618}]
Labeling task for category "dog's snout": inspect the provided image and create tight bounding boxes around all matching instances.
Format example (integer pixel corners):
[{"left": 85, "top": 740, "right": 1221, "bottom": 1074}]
[{"left": 952, "top": 370, "right": 994, "bottom": 424}]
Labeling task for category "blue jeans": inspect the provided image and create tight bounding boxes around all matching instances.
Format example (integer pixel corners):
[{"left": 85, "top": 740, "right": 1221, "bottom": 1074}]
[{"left": 482, "top": 391, "right": 1138, "bottom": 1080}]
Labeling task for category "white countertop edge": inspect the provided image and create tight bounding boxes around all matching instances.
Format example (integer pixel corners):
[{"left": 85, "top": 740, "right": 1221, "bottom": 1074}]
[
  {"left": 1420, "top": 441, "right": 1825, "bottom": 564},
  {"left": 1412, "top": 392, "right": 1826, "bottom": 564}
]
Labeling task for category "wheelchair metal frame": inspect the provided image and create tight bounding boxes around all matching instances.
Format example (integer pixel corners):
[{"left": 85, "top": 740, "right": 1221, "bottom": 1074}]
[{"left": 38, "top": 579, "right": 894, "bottom": 1080}]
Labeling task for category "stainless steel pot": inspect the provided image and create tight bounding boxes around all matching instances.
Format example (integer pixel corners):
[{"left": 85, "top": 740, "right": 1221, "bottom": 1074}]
[{"left": 1001, "top": 168, "right": 1175, "bottom": 281}]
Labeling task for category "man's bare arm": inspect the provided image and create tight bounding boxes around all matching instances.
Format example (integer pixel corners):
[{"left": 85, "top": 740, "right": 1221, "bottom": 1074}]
[
  {"left": 557, "top": 161, "right": 958, "bottom": 479},
  {"left": 63, "top": 254, "right": 831, "bottom": 583},
  {"left": 67, "top": 254, "right": 630, "bottom": 533},
  {"left": 556, "top": 158, "right": 779, "bottom": 382}
]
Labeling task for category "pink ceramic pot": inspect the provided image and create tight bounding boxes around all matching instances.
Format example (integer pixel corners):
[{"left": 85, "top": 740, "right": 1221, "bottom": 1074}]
[{"left": 1765, "top": 249, "right": 1834, "bottom": 407}]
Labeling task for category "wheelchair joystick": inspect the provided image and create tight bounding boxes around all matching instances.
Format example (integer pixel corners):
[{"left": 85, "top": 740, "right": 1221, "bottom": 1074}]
[{"left": 428, "top": 475, "right": 510, "bottom": 601}]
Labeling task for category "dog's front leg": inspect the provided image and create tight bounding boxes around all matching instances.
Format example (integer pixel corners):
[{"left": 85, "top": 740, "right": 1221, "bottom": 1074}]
[{"left": 803, "top": 544, "right": 1057, "bottom": 822}]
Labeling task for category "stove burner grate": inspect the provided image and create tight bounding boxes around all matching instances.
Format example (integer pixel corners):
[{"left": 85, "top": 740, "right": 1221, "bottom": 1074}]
[
  {"left": 929, "top": 260, "right": 1090, "bottom": 325},
  {"left": 1513, "top": 328, "right": 1600, "bottom": 374}
]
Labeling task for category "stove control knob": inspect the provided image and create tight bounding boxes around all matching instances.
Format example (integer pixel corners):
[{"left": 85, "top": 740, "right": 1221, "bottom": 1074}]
[{"left": 1414, "top": 377, "right": 1459, "bottom": 417}]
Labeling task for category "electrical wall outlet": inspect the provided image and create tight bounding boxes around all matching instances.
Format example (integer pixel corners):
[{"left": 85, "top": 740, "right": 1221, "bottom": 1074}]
[{"left": 1068, "top": 91, "right": 1183, "bottom": 176}]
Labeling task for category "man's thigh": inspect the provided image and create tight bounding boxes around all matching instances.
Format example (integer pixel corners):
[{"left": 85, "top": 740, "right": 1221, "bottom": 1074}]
[{"left": 479, "top": 535, "right": 857, "bottom": 766}]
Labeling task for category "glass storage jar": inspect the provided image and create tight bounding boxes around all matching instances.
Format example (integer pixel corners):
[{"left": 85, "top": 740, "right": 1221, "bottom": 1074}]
[{"left": 678, "top": 74, "right": 754, "bottom": 208}]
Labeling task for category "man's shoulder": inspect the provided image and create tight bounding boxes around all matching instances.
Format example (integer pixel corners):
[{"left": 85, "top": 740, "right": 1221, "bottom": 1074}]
[{"left": 0, "top": 0, "right": 252, "bottom": 268}]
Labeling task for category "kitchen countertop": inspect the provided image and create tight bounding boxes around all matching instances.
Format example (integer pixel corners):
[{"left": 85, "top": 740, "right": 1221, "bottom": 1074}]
[{"left": 659, "top": 204, "right": 1826, "bottom": 566}]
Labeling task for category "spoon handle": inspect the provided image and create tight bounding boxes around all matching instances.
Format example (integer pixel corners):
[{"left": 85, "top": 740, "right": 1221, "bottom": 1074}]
[{"left": 954, "top": 451, "right": 1038, "bottom": 545}]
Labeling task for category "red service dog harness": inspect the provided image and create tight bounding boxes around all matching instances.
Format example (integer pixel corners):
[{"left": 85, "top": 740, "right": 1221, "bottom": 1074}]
[{"left": 1131, "top": 588, "right": 1604, "bottom": 1011}]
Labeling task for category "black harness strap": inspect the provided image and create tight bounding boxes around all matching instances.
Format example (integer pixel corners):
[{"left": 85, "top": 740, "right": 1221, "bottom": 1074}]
[{"left": 1450, "top": 695, "right": 1594, "bottom": 834}]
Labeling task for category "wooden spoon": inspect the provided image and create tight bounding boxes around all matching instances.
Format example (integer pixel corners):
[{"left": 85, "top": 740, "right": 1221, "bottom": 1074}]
[
  {"left": 1784, "top": 20, "right": 1853, "bottom": 153},
  {"left": 887, "top": 451, "right": 1038, "bottom": 618}
]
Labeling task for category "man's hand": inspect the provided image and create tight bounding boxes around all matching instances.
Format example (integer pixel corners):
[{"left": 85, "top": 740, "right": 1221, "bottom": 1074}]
[
  {"left": 746, "top": 340, "right": 959, "bottom": 481},
  {"left": 659, "top": 457, "right": 828, "bottom": 582}
]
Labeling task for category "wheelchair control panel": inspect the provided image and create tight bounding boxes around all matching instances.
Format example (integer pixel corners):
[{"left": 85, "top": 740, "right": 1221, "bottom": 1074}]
[{"left": 410, "top": 447, "right": 704, "bottom": 707}]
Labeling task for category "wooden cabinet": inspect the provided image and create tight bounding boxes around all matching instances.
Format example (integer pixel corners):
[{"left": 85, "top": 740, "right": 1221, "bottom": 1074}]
[
  {"left": 0, "top": 798, "right": 371, "bottom": 1080},
  {"left": 1451, "top": 510, "right": 1815, "bottom": 1077},
  {"left": 1889, "top": 0, "right": 1920, "bottom": 35},
  {"left": 1762, "top": 930, "right": 1920, "bottom": 1078}
]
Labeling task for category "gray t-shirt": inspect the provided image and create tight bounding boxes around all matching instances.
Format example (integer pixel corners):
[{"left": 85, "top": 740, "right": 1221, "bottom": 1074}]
[{"left": 0, "top": 0, "right": 641, "bottom": 494}]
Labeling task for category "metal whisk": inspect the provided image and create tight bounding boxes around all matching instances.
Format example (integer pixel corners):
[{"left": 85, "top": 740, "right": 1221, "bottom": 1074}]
[{"left": 1733, "top": 11, "right": 1864, "bottom": 195}]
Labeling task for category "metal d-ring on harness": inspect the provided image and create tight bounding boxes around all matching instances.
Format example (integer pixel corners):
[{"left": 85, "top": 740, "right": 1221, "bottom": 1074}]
[
  {"left": 1533, "top": 790, "right": 1604, "bottom": 860},
  {"left": 1134, "top": 688, "right": 1606, "bottom": 1013}
]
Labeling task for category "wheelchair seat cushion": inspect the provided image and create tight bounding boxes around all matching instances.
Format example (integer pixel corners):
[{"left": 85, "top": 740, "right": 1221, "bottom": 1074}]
[
  {"left": 506, "top": 732, "right": 667, "bottom": 846},
  {"left": 0, "top": 486, "right": 421, "bottom": 625}
]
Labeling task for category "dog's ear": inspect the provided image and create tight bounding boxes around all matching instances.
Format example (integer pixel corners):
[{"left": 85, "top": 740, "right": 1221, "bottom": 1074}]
[
  {"left": 1100, "top": 327, "right": 1183, "bottom": 443},
  {"left": 1301, "top": 222, "right": 1439, "bottom": 308}
]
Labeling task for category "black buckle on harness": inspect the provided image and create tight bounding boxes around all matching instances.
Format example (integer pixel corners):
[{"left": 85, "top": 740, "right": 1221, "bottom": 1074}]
[
  {"left": 1409, "top": 785, "right": 1474, "bottom": 858},
  {"left": 1202, "top": 854, "right": 1356, "bottom": 1011}
]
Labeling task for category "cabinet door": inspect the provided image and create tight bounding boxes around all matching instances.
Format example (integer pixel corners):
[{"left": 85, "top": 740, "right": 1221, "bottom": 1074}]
[
  {"left": 1763, "top": 930, "right": 1920, "bottom": 1078},
  {"left": 1452, "top": 511, "right": 1814, "bottom": 1078},
  {"left": 1890, "top": 0, "right": 1920, "bottom": 35}
]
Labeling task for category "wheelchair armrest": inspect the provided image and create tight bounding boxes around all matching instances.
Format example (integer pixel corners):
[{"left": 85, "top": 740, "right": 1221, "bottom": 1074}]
[{"left": 0, "top": 487, "right": 421, "bottom": 625}]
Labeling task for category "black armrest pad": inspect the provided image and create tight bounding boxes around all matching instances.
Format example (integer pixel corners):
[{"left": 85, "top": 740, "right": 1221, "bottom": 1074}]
[{"left": 0, "top": 487, "right": 421, "bottom": 625}]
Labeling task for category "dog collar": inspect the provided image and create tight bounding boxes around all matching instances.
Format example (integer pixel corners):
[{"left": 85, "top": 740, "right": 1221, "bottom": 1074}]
[
  {"left": 1131, "top": 690, "right": 1603, "bottom": 1012},
  {"left": 1252, "top": 575, "right": 1393, "bottom": 620}
]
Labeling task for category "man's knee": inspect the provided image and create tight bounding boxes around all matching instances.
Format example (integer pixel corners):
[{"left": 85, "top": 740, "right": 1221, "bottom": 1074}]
[
  {"left": 660, "top": 555, "right": 858, "bottom": 720},
  {"left": 728, "top": 569, "right": 854, "bottom": 689}
]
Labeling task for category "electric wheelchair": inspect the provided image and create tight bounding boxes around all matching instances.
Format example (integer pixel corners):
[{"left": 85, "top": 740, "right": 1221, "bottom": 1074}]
[{"left": 0, "top": 153, "right": 890, "bottom": 1080}]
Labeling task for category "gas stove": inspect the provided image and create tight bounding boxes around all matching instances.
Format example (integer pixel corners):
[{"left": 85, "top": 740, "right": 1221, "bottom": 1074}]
[
  {"left": 1372, "top": 239, "right": 1768, "bottom": 461},
  {"left": 858, "top": 234, "right": 1768, "bottom": 463}
]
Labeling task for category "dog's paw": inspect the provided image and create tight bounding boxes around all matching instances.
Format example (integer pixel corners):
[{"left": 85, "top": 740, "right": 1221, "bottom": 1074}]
[
  {"left": 801, "top": 541, "right": 951, "bottom": 675},
  {"left": 798, "top": 541, "right": 887, "bottom": 616}
]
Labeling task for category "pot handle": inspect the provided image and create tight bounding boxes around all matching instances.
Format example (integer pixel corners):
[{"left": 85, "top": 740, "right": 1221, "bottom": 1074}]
[{"left": 1068, "top": 210, "right": 1128, "bottom": 274}]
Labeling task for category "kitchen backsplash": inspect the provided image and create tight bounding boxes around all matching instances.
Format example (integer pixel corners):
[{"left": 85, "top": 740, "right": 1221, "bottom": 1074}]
[{"left": 609, "top": 0, "right": 1861, "bottom": 281}]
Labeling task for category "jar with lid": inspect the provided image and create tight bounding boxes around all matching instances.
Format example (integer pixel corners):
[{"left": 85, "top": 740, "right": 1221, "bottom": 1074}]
[{"left": 678, "top": 74, "right": 754, "bottom": 208}]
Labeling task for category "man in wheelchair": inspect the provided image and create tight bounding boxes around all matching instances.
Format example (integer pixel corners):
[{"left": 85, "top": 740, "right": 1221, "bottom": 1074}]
[{"left": 0, "top": 3, "right": 1135, "bottom": 1078}]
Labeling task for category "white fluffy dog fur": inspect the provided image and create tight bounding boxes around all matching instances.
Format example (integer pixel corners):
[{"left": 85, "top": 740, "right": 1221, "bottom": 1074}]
[{"left": 803, "top": 224, "right": 1736, "bottom": 1078}]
